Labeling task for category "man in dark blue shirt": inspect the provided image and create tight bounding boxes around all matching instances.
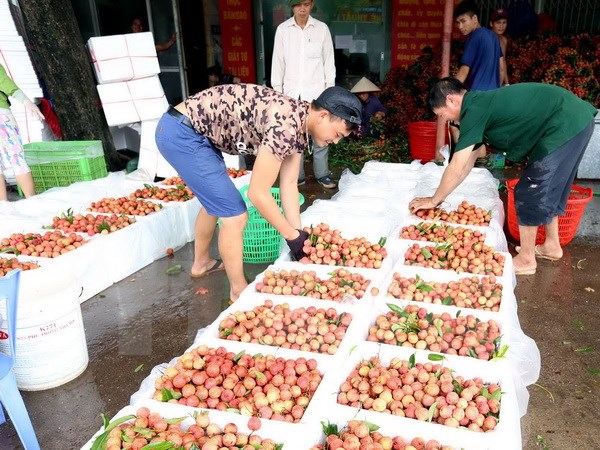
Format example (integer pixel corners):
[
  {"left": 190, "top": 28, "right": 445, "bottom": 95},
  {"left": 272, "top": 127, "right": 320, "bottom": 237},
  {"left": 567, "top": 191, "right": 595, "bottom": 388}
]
[{"left": 454, "top": 1, "right": 503, "bottom": 91}]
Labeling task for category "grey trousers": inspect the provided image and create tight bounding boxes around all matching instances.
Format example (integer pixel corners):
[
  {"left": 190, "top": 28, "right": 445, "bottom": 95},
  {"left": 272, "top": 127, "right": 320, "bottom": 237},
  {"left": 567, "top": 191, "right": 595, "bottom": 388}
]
[{"left": 299, "top": 142, "right": 329, "bottom": 180}]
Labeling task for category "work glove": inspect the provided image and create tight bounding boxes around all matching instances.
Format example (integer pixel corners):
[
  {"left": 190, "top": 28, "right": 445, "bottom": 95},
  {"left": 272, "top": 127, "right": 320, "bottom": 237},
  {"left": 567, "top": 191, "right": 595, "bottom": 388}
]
[
  {"left": 24, "top": 99, "right": 45, "bottom": 121},
  {"left": 286, "top": 229, "right": 309, "bottom": 261}
]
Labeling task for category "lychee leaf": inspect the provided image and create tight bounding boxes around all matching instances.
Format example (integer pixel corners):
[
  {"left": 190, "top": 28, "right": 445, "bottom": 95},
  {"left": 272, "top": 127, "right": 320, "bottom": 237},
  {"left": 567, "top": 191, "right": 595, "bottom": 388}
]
[
  {"left": 419, "top": 283, "right": 434, "bottom": 293},
  {"left": 409, "top": 353, "right": 416, "bottom": 368},
  {"left": 253, "top": 353, "right": 263, "bottom": 358},
  {"left": 255, "top": 371, "right": 265, "bottom": 379},
  {"left": 452, "top": 380, "right": 464, "bottom": 395},
  {"left": 141, "top": 442, "right": 176, "bottom": 450},
  {"left": 233, "top": 350, "right": 245, "bottom": 362},
  {"left": 422, "top": 248, "right": 432, "bottom": 259},
  {"left": 221, "top": 328, "right": 234, "bottom": 337},
  {"left": 455, "top": 309, "right": 462, "bottom": 318},
  {"left": 586, "top": 368, "right": 600, "bottom": 376},
  {"left": 101, "top": 413, "right": 110, "bottom": 429},
  {"left": 320, "top": 420, "right": 339, "bottom": 436},
  {"left": 161, "top": 387, "right": 182, "bottom": 401},
  {"left": 189, "top": 445, "right": 201, "bottom": 450},
  {"left": 442, "top": 297, "right": 453, "bottom": 306},
  {"left": 91, "top": 414, "right": 136, "bottom": 450},
  {"left": 428, "top": 354, "right": 445, "bottom": 361},
  {"left": 0, "top": 247, "right": 20, "bottom": 255},
  {"left": 427, "top": 401, "right": 438, "bottom": 422},
  {"left": 134, "top": 427, "right": 154, "bottom": 436},
  {"left": 165, "top": 417, "right": 187, "bottom": 424},
  {"left": 275, "top": 445, "right": 284, "bottom": 450},
  {"left": 363, "top": 420, "right": 380, "bottom": 432},
  {"left": 467, "top": 348, "right": 478, "bottom": 358},
  {"left": 490, "top": 389, "right": 502, "bottom": 401},
  {"left": 226, "top": 408, "right": 241, "bottom": 414},
  {"left": 480, "top": 387, "right": 490, "bottom": 399},
  {"left": 121, "top": 432, "right": 134, "bottom": 442},
  {"left": 386, "top": 303, "right": 404, "bottom": 315}
]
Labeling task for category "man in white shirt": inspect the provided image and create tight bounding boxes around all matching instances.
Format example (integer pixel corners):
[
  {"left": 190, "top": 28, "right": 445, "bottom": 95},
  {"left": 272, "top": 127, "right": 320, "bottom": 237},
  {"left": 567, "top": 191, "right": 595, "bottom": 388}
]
[{"left": 271, "top": 0, "right": 337, "bottom": 189}]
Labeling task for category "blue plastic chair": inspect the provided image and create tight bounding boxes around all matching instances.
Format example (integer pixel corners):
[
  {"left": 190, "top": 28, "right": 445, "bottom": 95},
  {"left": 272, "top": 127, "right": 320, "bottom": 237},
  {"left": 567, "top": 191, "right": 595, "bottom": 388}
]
[{"left": 0, "top": 269, "right": 41, "bottom": 450}]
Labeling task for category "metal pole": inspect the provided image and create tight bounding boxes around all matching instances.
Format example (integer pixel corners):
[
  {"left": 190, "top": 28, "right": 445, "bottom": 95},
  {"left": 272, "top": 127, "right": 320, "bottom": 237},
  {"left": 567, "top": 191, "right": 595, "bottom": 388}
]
[
  {"left": 171, "top": 0, "right": 188, "bottom": 98},
  {"left": 436, "top": 0, "right": 454, "bottom": 159}
]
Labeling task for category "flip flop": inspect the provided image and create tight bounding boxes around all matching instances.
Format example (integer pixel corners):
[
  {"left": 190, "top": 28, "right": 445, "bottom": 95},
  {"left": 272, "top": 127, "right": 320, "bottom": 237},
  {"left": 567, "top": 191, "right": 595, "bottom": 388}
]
[
  {"left": 514, "top": 267, "right": 536, "bottom": 276},
  {"left": 514, "top": 245, "right": 561, "bottom": 261},
  {"left": 190, "top": 259, "right": 224, "bottom": 278}
]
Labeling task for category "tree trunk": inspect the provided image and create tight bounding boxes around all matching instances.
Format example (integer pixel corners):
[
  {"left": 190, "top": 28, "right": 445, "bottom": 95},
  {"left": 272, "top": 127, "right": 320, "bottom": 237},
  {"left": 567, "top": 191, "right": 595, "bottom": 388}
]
[{"left": 18, "top": 0, "right": 123, "bottom": 171}]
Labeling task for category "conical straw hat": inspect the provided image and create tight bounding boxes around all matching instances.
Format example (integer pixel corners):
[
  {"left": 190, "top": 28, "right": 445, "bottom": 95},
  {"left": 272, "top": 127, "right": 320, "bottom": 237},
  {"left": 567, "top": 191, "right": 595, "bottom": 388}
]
[{"left": 350, "top": 77, "right": 381, "bottom": 93}]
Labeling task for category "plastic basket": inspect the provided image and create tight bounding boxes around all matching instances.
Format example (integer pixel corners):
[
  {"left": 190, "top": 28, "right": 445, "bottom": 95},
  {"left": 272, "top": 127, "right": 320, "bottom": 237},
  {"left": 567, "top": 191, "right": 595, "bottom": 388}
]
[
  {"left": 506, "top": 178, "right": 593, "bottom": 246},
  {"left": 407, "top": 121, "right": 447, "bottom": 163},
  {"left": 22, "top": 141, "right": 108, "bottom": 194},
  {"left": 239, "top": 185, "right": 304, "bottom": 263}
]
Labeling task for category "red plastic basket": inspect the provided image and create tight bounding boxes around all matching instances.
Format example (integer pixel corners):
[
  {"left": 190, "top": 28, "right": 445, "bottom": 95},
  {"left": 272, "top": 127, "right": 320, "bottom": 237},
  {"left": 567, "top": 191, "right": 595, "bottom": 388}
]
[
  {"left": 506, "top": 178, "right": 593, "bottom": 246},
  {"left": 407, "top": 121, "right": 448, "bottom": 163}
]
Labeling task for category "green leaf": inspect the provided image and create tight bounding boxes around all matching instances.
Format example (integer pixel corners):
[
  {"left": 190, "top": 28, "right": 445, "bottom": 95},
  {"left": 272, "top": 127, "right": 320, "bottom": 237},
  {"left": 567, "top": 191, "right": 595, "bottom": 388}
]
[
  {"left": 141, "top": 442, "right": 176, "bottom": 450},
  {"left": 442, "top": 297, "right": 453, "bottom": 306},
  {"left": 101, "top": 413, "right": 110, "bottom": 429},
  {"left": 467, "top": 348, "right": 478, "bottom": 358},
  {"left": 253, "top": 353, "right": 263, "bottom": 358},
  {"left": 378, "top": 236, "right": 387, "bottom": 246},
  {"left": 233, "top": 350, "right": 245, "bottom": 362},
  {"left": 491, "top": 345, "right": 509, "bottom": 360},
  {"left": 221, "top": 327, "right": 234, "bottom": 337},
  {"left": 321, "top": 420, "right": 339, "bottom": 436},
  {"left": 134, "top": 364, "right": 144, "bottom": 373},
  {"left": 433, "top": 318, "right": 443, "bottom": 336},
  {"left": 386, "top": 303, "right": 405, "bottom": 315},
  {"left": 275, "top": 444, "right": 284, "bottom": 450},
  {"left": 90, "top": 414, "right": 136, "bottom": 450},
  {"left": 349, "top": 344, "right": 357, "bottom": 355},
  {"left": 391, "top": 323, "right": 401, "bottom": 332},
  {"left": 427, "top": 401, "right": 438, "bottom": 422},
  {"left": 165, "top": 264, "right": 183, "bottom": 274},
  {"left": 0, "top": 247, "right": 20, "bottom": 255},
  {"left": 420, "top": 283, "right": 434, "bottom": 293},
  {"left": 586, "top": 368, "right": 600, "bottom": 376},
  {"left": 408, "top": 353, "right": 416, "bottom": 368},
  {"left": 422, "top": 248, "right": 432, "bottom": 259},
  {"left": 255, "top": 371, "right": 265, "bottom": 379},
  {"left": 364, "top": 420, "right": 380, "bottom": 432},
  {"left": 134, "top": 427, "right": 154, "bottom": 436},
  {"left": 490, "top": 389, "right": 502, "bottom": 401},
  {"left": 189, "top": 445, "right": 201, "bottom": 450},
  {"left": 455, "top": 310, "right": 462, "bottom": 318},
  {"left": 161, "top": 387, "right": 182, "bottom": 401},
  {"left": 452, "top": 380, "right": 464, "bottom": 395},
  {"left": 574, "top": 320, "right": 584, "bottom": 331},
  {"left": 428, "top": 353, "right": 445, "bottom": 361},
  {"left": 165, "top": 416, "right": 187, "bottom": 424},
  {"left": 575, "top": 346, "right": 595, "bottom": 353},
  {"left": 480, "top": 387, "right": 490, "bottom": 399},
  {"left": 121, "top": 431, "right": 134, "bottom": 443},
  {"left": 226, "top": 408, "right": 241, "bottom": 414}
]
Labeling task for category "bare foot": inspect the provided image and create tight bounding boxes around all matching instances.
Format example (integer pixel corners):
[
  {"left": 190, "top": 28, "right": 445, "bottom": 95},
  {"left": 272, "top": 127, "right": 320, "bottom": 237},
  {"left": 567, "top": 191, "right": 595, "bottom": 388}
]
[
  {"left": 190, "top": 259, "right": 224, "bottom": 278},
  {"left": 229, "top": 285, "right": 247, "bottom": 304},
  {"left": 512, "top": 253, "right": 536, "bottom": 275}
]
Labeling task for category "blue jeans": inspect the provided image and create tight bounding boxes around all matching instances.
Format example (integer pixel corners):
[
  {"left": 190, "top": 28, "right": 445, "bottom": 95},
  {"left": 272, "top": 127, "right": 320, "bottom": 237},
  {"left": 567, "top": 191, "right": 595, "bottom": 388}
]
[{"left": 299, "top": 142, "right": 329, "bottom": 180}]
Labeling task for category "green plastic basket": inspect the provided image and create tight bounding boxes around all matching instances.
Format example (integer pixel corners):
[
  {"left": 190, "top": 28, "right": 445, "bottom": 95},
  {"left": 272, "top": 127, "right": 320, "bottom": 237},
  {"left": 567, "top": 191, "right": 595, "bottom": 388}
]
[
  {"left": 239, "top": 185, "right": 305, "bottom": 263},
  {"left": 22, "top": 141, "right": 108, "bottom": 194}
]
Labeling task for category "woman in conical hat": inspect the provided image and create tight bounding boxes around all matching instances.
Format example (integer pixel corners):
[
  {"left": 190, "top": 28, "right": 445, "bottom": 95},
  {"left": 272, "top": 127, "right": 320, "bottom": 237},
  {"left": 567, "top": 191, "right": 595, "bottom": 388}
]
[{"left": 351, "top": 77, "right": 387, "bottom": 137}]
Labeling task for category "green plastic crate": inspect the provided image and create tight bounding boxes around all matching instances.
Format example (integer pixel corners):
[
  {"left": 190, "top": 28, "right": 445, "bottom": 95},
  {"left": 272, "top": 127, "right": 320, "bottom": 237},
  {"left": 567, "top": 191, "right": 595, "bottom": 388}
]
[
  {"left": 23, "top": 141, "right": 108, "bottom": 194},
  {"left": 239, "top": 185, "right": 305, "bottom": 263}
]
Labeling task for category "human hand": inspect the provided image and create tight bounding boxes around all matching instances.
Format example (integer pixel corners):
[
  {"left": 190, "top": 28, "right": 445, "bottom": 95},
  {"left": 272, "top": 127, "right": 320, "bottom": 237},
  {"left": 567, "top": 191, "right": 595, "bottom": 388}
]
[
  {"left": 23, "top": 100, "right": 44, "bottom": 121},
  {"left": 408, "top": 197, "right": 439, "bottom": 214},
  {"left": 285, "top": 229, "right": 309, "bottom": 261}
]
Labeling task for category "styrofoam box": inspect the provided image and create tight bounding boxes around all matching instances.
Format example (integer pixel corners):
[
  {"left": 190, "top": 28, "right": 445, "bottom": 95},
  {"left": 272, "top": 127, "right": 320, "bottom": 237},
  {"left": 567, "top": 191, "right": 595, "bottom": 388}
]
[
  {"left": 87, "top": 35, "right": 134, "bottom": 83},
  {"left": 374, "top": 253, "right": 516, "bottom": 318},
  {"left": 202, "top": 289, "right": 369, "bottom": 357},
  {"left": 130, "top": 336, "right": 337, "bottom": 428},
  {"left": 392, "top": 215, "right": 509, "bottom": 253},
  {"left": 361, "top": 294, "right": 510, "bottom": 367},
  {"left": 81, "top": 400, "right": 321, "bottom": 450},
  {"left": 243, "top": 260, "right": 388, "bottom": 306},
  {"left": 97, "top": 82, "right": 140, "bottom": 126},
  {"left": 127, "top": 76, "right": 169, "bottom": 121},
  {"left": 124, "top": 32, "right": 160, "bottom": 78},
  {"left": 384, "top": 239, "right": 516, "bottom": 292},
  {"left": 311, "top": 341, "right": 522, "bottom": 450}
]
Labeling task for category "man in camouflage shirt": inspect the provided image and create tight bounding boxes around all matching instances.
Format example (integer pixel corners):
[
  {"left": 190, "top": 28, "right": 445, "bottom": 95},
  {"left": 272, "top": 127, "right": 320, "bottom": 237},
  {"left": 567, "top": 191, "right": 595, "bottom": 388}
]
[{"left": 156, "top": 84, "right": 361, "bottom": 301}]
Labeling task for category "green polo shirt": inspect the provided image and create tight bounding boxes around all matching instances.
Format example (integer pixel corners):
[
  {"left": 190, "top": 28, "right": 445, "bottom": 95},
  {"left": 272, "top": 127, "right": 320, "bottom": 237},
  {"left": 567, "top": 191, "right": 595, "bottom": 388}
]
[
  {"left": 0, "top": 63, "right": 19, "bottom": 110},
  {"left": 456, "top": 83, "right": 597, "bottom": 162}
]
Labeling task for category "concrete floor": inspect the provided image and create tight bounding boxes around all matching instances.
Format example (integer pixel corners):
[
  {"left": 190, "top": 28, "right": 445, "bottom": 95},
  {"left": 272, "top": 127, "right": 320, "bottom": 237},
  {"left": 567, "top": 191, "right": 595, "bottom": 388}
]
[{"left": 1, "top": 169, "right": 599, "bottom": 450}]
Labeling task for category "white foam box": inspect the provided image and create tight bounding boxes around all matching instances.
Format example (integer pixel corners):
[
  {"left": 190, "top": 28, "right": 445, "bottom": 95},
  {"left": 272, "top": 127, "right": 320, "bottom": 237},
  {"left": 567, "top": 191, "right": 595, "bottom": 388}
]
[
  {"left": 311, "top": 341, "right": 522, "bottom": 450},
  {"left": 202, "top": 289, "right": 368, "bottom": 357},
  {"left": 87, "top": 34, "right": 134, "bottom": 83},
  {"left": 127, "top": 75, "right": 169, "bottom": 121},
  {"left": 138, "top": 119, "right": 160, "bottom": 178},
  {"left": 81, "top": 401, "right": 319, "bottom": 450},
  {"left": 96, "top": 82, "right": 140, "bottom": 126},
  {"left": 124, "top": 32, "right": 160, "bottom": 78},
  {"left": 392, "top": 215, "right": 508, "bottom": 253},
  {"left": 383, "top": 238, "right": 516, "bottom": 293},
  {"left": 130, "top": 337, "right": 336, "bottom": 430}
]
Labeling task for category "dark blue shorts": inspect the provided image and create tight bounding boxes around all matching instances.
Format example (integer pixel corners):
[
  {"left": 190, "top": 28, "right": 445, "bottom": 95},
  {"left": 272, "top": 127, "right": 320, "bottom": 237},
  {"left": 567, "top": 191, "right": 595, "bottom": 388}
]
[
  {"left": 515, "top": 121, "right": 594, "bottom": 226},
  {"left": 155, "top": 113, "right": 246, "bottom": 218}
]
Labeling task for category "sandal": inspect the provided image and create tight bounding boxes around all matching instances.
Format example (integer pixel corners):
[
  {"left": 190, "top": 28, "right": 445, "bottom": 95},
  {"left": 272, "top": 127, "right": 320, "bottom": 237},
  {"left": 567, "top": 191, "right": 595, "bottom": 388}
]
[
  {"left": 514, "top": 245, "right": 560, "bottom": 261},
  {"left": 514, "top": 267, "right": 536, "bottom": 276},
  {"left": 190, "top": 259, "right": 224, "bottom": 278}
]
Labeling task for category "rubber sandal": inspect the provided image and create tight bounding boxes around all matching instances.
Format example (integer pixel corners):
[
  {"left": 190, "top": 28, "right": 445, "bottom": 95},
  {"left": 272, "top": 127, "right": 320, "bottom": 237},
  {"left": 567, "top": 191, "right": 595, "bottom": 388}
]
[
  {"left": 190, "top": 259, "right": 224, "bottom": 278},
  {"left": 515, "top": 245, "right": 561, "bottom": 261},
  {"left": 514, "top": 267, "right": 536, "bottom": 275}
]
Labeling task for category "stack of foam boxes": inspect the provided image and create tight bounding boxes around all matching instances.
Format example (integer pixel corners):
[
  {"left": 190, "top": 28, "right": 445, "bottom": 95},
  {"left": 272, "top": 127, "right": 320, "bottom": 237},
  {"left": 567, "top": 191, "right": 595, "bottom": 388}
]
[
  {"left": 88, "top": 32, "right": 175, "bottom": 178},
  {"left": 0, "top": 0, "right": 44, "bottom": 148}
]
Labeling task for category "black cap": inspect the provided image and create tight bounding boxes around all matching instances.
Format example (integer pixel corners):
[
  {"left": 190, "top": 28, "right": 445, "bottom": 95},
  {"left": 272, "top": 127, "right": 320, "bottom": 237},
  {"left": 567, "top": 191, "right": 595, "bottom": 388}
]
[{"left": 314, "top": 86, "right": 362, "bottom": 124}]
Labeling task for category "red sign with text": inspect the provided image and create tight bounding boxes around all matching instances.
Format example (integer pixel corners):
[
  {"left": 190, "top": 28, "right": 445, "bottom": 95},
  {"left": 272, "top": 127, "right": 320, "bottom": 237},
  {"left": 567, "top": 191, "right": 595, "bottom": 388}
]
[
  {"left": 218, "top": 0, "right": 257, "bottom": 83},
  {"left": 391, "top": 0, "right": 459, "bottom": 67}
]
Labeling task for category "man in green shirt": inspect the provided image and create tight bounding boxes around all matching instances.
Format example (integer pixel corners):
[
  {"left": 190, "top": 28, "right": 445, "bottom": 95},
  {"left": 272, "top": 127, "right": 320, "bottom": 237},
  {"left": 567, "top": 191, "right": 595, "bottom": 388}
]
[{"left": 410, "top": 78, "right": 596, "bottom": 275}]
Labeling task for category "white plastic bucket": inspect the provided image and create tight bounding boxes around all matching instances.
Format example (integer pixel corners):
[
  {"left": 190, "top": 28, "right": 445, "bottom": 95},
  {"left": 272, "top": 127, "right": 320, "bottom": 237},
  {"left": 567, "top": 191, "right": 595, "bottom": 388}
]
[{"left": 0, "top": 266, "right": 89, "bottom": 391}]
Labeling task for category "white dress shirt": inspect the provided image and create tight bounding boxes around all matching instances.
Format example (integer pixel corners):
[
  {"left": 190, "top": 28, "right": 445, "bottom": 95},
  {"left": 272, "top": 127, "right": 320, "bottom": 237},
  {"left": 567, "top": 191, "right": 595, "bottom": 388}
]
[{"left": 271, "top": 15, "right": 336, "bottom": 102}]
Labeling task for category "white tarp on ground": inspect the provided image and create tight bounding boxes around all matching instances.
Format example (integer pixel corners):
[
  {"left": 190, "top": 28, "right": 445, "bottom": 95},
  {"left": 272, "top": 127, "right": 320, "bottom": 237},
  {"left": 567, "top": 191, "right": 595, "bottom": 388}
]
[{"left": 122, "top": 162, "right": 539, "bottom": 450}]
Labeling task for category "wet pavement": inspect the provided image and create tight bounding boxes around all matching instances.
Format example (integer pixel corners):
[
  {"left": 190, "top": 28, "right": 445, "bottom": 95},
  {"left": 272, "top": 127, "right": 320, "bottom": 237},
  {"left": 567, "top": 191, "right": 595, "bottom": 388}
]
[{"left": 1, "top": 168, "right": 599, "bottom": 450}]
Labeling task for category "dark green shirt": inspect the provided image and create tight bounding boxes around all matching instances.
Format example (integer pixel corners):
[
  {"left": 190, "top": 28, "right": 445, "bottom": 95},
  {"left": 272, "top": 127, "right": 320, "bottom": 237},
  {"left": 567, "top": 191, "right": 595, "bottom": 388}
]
[{"left": 456, "top": 83, "right": 597, "bottom": 162}]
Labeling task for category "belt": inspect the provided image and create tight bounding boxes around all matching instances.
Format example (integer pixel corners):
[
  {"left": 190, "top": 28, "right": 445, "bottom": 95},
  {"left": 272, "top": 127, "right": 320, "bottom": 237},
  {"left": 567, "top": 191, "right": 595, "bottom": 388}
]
[{"left": 167, "top": 106, "right": 193, "bottom": 129}]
